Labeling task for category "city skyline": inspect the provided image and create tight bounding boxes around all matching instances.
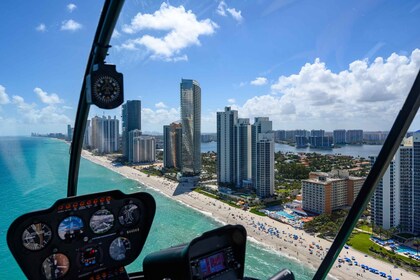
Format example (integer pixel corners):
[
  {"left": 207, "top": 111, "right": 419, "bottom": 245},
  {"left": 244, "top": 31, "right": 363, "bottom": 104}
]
[{"left": 0, "top": 1, "right": 419, "bottom": 136}]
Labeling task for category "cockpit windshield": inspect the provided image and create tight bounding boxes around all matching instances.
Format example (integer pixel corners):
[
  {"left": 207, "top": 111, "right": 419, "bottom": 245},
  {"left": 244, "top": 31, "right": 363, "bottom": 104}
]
[{"left": 0, "top": 1, "right": 419, "bottom": 279}]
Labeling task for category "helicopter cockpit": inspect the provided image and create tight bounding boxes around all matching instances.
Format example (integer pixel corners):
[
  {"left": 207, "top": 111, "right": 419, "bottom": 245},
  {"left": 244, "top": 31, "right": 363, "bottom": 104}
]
[{"left": 3, "top": 0, "right": 420, "bottom": 279}]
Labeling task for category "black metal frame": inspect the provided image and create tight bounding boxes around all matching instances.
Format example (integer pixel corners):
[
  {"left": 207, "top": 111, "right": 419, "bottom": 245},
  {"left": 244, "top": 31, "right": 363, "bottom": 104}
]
[
  {"left": 313, "top": 70, "right": 420, "bottom": 279},
  {"left": 67, "top": 0, "right": 125, "bottom": 197}
]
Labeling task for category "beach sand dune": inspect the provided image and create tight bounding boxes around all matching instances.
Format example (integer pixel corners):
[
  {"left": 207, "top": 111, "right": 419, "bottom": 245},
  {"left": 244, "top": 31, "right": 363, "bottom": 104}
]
[{"left": 82, "top": 151, "right": 418, "bottom": 280}]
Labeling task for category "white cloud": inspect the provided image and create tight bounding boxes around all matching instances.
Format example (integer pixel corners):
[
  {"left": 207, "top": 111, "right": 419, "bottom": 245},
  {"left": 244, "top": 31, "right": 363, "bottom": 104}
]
[
  {"left": 34, "top": 87, "right": 63, "bottom": 104},
  {"left": 232, "top": 49, "right": 420, "bottom": 130},
  {"left": 216, "top": 1, "right": 243, "bottom": 23},
  {"left": 227, "top": 98, "right": 236, "bottom": 103},
  {"left": 112, "top": 29, "right": 121, "bottom": 39},
  {"left": 0, "top": 85, "right": 10, "bottom": 104},
  {"left": 250, "top": 77, "right": 268, "bottom": 86},
  {"left": 155, "top": 102, "right": 167, "bottom": 108},
  {"left": 36, "top": 23, "right": 46, "bottom": 32},
  {"left": 120, "top": 3, "right": 218, "bottom": 61},
  {"left": 12, "top": 95, "right": 70, "bottom": 125},
  {"left": 67, "top": 3, "right": 77, "bottom": 13},
  {"left": 61, "top": 19, "right": 82, "bottom": 31},
  {"left": 141, "top": 107, "right": 180, "bottom": 131}
]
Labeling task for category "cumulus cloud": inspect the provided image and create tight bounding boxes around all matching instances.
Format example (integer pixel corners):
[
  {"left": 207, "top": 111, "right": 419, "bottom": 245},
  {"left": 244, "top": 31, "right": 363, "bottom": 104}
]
[
  {"left": 67, "top": 3, "right": 77, "bottom": 13},
  {"left": 250, "top": 77, "right": 268, "bottom": 86},
  {"left": 61, "top": 19, "right": 82, "bottom": 31},
  {"left": 12, "top": 95, "right": 70, "bottom": 124},
  {"left": 141, "top": 107, "right": 180, "bottom": 131},
  {"left": 0, "top": 85, "right": 10, "bottom": 104},
  {"left": 233, "top": 49, "right": 420, "bottom": 130},
  {"left": 34, "top": 87, "right": 63, "bottom": 104},
  {"left": 228, "top": 98, "right": 236, "bottom": 103},
  {"left": 36, "top": 23, "right": 46, "bottom": 32},
  {"left": 120, "top": 3, "right": 218, "bottom": 61},
  {"left": 217, "top": 1, "right": 243, "bottom": 23},
  {"left": 155, "top": 102, "right": 167, "bottom": 108}
]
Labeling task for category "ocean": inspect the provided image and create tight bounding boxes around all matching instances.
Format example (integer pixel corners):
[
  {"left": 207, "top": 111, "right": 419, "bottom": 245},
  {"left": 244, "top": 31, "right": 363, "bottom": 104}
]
[{"left": 0, "top": 137, "right": 316, "bottom": 279}]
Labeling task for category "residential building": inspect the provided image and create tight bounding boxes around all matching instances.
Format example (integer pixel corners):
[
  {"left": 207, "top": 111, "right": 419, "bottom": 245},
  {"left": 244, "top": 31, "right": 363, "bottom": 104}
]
[
  {"left": 235, "top": 118, "right": 252, "bottom": 187},
  {"left": 333, "top": 129, "right": 346, "bottom": 145},
  {"left": 346, "top": 129, "right": 363, "bottom": 144},
  {"left": 122, "top": 100, "right": 141, "bottom": 158},
  {"left": 128, "top": 129, "right": 142, "bottom": 163},
  {"left": 302, "top": 171, "right": 365, "bottom": 214},
  {"left": 180, "top": 79, "right": 201, "bottom": 176},
  {"left": 217, "top": 107, "right": 238, "bottom": 185},
  {"left": 163, "top": 122, "right": 182, "bottom": 169},
  {"left": 252, "top": 117, "right": 274, "bottom": 198},
  {"left": 371, "top": 134, "right": 420, "bottom": 234},
  {"left": 131, "top": 136, "right": 156, "bottom": 163},
  {"left": 91, "top": 115, "right": 119, "bottom": 154}
]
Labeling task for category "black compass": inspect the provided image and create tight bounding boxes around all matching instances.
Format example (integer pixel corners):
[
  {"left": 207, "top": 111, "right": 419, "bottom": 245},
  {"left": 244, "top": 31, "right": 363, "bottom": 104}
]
[{"left": 87, "top": 63, "right": 124, "bottom": 109}]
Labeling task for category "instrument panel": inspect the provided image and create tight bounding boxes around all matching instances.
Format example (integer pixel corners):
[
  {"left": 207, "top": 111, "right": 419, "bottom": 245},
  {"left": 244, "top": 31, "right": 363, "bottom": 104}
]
[{"left": 8, "top": 190, "right": 155, "bottom": 280}]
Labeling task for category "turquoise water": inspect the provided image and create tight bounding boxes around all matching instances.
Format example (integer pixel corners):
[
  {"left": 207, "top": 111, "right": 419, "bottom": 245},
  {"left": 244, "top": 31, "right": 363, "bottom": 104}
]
[
  {"left": 0, "top": 137, "right": 315, "bottom": 279},
  {"left": 396, "top": 245, "right": 419, "bottom": 255},
  {"left": 276, "top": 211, "right": 296, "bottom": 220}
]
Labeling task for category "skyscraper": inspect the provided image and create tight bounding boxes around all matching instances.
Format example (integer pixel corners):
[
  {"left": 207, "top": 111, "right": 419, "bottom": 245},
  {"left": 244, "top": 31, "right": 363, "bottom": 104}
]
[
  {"left": 333, "top": 129, "right": 346, "bottom": 144},
  {"left": 217, "top": 107, "right": 238, "bottom": 185},
  {"left": 346, "top": 129, "right": 363, "bottom": 144},
  {"left": 180, "top": 79, "right": 201, "bottom": 176},
  {"left": 163, "top": 122, "right": 182, "bottom": 169},
  {"left": 235, "top": 118, "right": 252, "bottom": 187},
  {"left": 128, "top": 129, "right": 142, "bottom": 163},
  {"left": 252, "top": 117, "right": 274, "bottom": 198},
  {"left": 371, "top": 134, "right": 420, "bottom": 234},
  {"left": 91, "top": 115, "right": 119, "bottom": 154},
  {"left": 122, "top": 100, "right": 141, "bottom": 158},
  {"left": 131, "top": 136, "right": 156, "bottom": 163}
]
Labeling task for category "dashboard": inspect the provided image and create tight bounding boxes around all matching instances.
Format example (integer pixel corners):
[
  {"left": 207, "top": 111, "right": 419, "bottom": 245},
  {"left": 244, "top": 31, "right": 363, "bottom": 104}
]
[{"left": 7, "top": 190, "right": 155, "bottom": 280}]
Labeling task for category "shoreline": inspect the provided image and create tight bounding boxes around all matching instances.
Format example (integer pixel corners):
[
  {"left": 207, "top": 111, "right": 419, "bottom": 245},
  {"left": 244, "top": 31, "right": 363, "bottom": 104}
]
[{"left": 81, "top": 150, "right": 418, "bottom": 280}]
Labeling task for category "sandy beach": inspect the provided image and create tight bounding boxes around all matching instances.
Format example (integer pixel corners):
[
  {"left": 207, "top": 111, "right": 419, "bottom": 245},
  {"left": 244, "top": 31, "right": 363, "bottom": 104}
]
[{"left": 81, "top": 150, "right": 418, "bottom": 280}]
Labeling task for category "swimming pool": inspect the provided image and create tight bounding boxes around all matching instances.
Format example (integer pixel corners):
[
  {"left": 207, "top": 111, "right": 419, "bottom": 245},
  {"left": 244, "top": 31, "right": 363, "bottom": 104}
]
[
  {"left": 276, "top": 210, "right": 295, "bottom": 220},
  {"left": 396, "top": 245, "right": 418, "bottom": 256}
]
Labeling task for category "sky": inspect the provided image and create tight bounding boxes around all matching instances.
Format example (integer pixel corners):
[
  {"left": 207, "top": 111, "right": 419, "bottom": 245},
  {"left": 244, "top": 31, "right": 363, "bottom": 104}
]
[{"left": 0, "top": 0, "right": 419, "bottom": 135}]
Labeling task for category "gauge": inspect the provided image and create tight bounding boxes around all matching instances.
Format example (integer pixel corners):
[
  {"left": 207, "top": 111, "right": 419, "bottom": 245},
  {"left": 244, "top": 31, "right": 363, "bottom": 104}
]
[
  {"left": 41, "top": 253, "right": 70, "bottom": 280},
  {"left": 89, "top": 208, "right": 114, "bottom": 234},
  {"left": 58, "top": 216, "right": 84, "bottom": 240},
  {"left": 109, "top": 237, "right": 131, "bottom": 261},
  {"left": 118, "top": 203, "right": 140, "bottom": 226},
  {"left": 21, "top": 223, "right": 52, "bottom": 251},
  {"left": 80, "top": 246, "right": 100, "bottom": 267}
]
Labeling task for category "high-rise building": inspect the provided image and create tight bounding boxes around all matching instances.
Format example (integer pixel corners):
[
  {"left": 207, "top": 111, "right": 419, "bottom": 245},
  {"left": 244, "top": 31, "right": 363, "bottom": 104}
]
[
  {"left": 83, "top": 120, "right": 92, "bottom": 149},
  {"left": 302, "top": 171, "right": 364, "bottom": 214},
  {"left": 91, "top": 115, "right": 119, "bottom": 154},
  {"left": 180, "top": 79, "right": 201, "bottom": 176},
  {"left": 67, "top": 124, "right": 73, "bottom": 141},
  {"left": 371, "top": 134, "right": 420, "bottom": 234},
  {"left": 235, "top": 118, "right": 252, "bottom": 187},
  {"left": 128, "top": 129, "right": 142, "bottom": 163},
  {"left": 122, "top": 100, "right": 141, "bottom": 158},
  {"left": 131, "top": 136, "right": 156, "bottom": 163},
  {"left": 252, "top": 117, "right": 274, "bottom": 198},
  {"left": 311, "top": 129, "right": 325, "bottom": 137},
  {"left": 346, "top": 129, "right": 363, "bottom": 144},
  {"left": 333, "top": 129, "right": 346, "bottom": 144},
  {"left": 308, "top": 136, "right": 333, "bottom": 148},
  {"left": 255, "top": 133, "right": 275, "bottom": 198},
  {"left": 163, "top": 122, "right": 182, "bottom": 169},
  {"left": 217, "top": 107, "right": 238, "bottom": 185}
]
